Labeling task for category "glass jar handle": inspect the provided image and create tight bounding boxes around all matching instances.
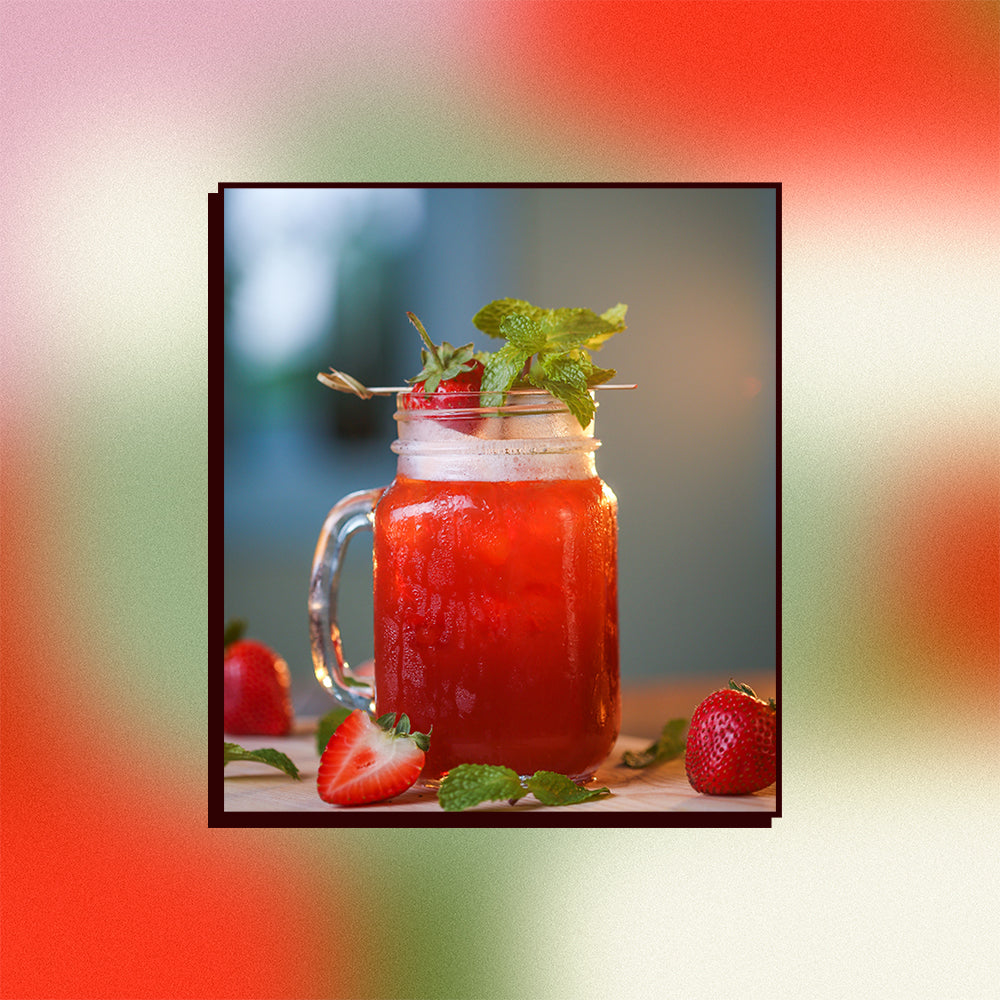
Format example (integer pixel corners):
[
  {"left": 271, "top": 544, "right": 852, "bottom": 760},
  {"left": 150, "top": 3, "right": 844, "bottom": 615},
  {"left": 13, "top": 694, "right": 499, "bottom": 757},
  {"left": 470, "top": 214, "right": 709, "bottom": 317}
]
[{"left": 308, "top": 487, "right": 385, "bottom": 713}]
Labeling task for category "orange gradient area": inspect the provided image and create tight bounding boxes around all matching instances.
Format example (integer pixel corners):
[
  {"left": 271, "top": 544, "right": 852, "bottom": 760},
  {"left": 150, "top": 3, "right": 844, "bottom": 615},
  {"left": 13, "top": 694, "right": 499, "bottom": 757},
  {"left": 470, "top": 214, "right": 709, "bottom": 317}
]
[
  {"left": 0, "top": 442, "right": 338, "bottom": 1000},
  {"left": 478, "top": 1, "right": 997, "bottom": 206},
  {"left": 875, "top": 442, "right": 999, "bottom": 693}
]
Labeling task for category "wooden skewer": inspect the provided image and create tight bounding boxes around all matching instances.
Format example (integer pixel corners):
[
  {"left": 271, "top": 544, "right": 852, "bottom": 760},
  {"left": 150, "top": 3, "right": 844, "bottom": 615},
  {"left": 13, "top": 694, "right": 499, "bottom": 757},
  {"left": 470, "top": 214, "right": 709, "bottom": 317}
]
[{"left": 318, "top": 369, "right": 637, "bottom": 398}]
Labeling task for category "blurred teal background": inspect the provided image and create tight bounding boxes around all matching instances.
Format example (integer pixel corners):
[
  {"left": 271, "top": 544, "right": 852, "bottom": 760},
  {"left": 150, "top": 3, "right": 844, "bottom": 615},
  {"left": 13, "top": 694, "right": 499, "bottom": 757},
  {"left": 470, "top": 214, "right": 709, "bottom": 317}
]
[{"left": 223, "top": 185, "right": 777, "bottom": 713}]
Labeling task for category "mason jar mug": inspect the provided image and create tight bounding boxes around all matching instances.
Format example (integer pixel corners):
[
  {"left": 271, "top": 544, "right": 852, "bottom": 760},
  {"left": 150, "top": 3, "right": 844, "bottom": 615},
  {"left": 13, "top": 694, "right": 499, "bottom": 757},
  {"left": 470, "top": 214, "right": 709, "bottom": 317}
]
[{"left": 308, "top": 390, "right": 620, "bottom": 780}]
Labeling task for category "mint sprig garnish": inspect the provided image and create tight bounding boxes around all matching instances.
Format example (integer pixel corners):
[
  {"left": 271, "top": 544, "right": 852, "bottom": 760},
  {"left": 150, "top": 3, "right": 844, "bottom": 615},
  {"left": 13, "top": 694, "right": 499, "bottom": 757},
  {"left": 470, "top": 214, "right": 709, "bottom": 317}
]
[
  {"left": 224, "top": 742, "right": 301, "bottom": 780},
  {"left": 472, "top": 299, "right": 627, "bottom": 426},
  {"left": 621, "top": 718, "right": 688, "bottom": 769},
  {"left": 438, "top": 763, "right": 611, "bottom": 811}
]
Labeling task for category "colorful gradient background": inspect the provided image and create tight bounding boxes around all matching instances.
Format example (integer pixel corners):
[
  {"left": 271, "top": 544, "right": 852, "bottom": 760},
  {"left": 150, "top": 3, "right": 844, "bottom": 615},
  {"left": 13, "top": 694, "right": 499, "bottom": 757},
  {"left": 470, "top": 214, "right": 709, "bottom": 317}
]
[{"left": 2, "top": 2, "right": 997, "bottom": 998}]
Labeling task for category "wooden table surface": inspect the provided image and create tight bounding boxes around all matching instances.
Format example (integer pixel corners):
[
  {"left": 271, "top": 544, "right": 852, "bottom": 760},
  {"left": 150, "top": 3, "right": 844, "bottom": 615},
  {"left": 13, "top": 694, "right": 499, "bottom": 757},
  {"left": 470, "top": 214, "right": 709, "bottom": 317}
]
[{"left": 220, "top": 674, "right": 777, "bottom": 822}]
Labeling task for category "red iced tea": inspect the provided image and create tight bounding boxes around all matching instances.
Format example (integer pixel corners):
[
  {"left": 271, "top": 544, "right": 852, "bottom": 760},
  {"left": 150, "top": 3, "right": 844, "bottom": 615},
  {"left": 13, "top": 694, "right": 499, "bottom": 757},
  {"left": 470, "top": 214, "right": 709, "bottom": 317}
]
[{"left": 373, "top": 473, "right": 620, "bottom": 779}]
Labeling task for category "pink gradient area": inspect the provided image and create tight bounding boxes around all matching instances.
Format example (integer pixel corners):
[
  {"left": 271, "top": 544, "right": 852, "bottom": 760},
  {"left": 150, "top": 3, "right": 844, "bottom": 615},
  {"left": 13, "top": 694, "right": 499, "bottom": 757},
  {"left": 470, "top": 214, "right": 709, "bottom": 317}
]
[
  {"left": 4, "top": 1, "right": 404, "bottom": 116},
  {"left": 469, "top": 1, "right": 999, "bottom": 217},
  {"left": 2, "top": 2, "right": 462, "bottom": 190}
]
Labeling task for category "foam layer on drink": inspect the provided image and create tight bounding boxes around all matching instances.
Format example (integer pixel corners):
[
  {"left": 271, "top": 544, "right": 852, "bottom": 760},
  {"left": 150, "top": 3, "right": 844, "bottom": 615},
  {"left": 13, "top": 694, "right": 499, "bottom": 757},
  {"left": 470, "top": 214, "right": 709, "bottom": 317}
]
[{"left": 392, "top": 391, "right": 600, "bottom": 482}]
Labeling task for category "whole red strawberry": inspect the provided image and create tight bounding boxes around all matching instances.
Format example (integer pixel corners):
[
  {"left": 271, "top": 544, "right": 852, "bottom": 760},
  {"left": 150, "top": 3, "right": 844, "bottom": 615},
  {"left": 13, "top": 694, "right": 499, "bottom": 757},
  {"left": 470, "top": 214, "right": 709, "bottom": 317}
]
[
  {"left": 317, "top": 710, "right": 429, "bottom": 806},
  {"left": 223, "top": 620, "right": 293, "bottom": 736},
  {"left": 685, "top": 680, "right": 776, "bottom": 795},
  {"left": 402, "top": 359, "right": 485, "bottom": 410},
  {"left": 399, "top": 311, "right": 486, "bottom": 432}
]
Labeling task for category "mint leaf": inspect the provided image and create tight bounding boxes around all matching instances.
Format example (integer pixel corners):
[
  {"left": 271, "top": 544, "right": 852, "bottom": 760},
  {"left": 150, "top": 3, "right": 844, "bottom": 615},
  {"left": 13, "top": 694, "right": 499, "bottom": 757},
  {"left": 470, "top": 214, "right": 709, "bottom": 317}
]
[
  {"left": 524, "top": 771, "right": 611, "bottom": 805},
  {"left": 621, "top": 718, "right": 688, "bottom": 769},
  {"left": 315, "top": 707, "right": 352, "bottom": 755},
  {"left": 531, "top": 375, "right": 594, "bottom": 428},
  {"left": 532, "top": 351, "right": 590, "bottom": 390},
  {"left": 438, "top": 764, "right": 525, "bottom": 811},
  {"left": 500, "top": 312, "right": 549, "bottom": 353},
  {"left": 536, "top": 307, "right": 624, "bottom": 351},
  {"left": 472, "top": 298, "right": 544, "bottom": 339},
  {"left": 224, "top": 742, "right": 301, "bottom": 780},
  {"left": 437, "top": 764, "right": 612, "bottom": 810},
  {"left": 473, "top": 300, "right": 627, "bottom": 350},
  {"left": 587, "top": 363, "right": 617, "bottom": 387},
  {"left": 526, "top": 352, "right": 593, "bottom": 425},
  {"left": 601, "top": 302, "right": 628, "bottom": 328},
  {"left": 481, "top": 342, "right": 532, "bottom": 407}
]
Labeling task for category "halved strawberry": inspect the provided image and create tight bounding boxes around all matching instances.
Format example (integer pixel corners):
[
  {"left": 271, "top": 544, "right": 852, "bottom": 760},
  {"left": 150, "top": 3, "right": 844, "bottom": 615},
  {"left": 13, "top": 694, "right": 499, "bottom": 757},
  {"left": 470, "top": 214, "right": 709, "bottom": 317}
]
[{"left": 317, "top": 710, "right": 430, "bottom": 806}]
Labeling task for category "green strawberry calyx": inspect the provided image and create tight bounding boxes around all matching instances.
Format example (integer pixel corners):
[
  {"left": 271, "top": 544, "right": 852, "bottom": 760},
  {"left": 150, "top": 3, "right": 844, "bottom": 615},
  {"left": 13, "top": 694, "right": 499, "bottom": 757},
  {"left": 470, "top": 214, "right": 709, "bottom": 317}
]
[
  {"left": 374, "top": 711, "right": 431, "bottom": 753},
  {"left": 405, "top": 312, "right": 485, "bottom": 395},
  {"left": 729, "top": 678, "right": 777, "bottom": 710},
  {"left": 223, "top": 618, "right": 247, "bottom": 651}
]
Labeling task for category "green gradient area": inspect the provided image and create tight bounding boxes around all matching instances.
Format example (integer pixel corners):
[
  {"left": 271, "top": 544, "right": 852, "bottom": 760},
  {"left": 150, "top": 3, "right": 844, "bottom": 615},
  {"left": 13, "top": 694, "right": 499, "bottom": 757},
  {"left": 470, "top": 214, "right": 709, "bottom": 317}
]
[
  {"left": 254, "top": 78, "right": 665, "bottom": 183},
  {"left": 299, "top": 829, "right": 540, "bottom": 999},
  {"left": 61, "top": 366, "right": 207, "bottom": 754}
]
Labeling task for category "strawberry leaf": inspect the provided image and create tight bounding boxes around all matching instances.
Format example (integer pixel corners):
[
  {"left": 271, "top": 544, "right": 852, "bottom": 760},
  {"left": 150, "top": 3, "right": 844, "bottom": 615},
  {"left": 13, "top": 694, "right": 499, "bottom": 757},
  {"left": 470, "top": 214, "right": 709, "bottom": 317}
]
[
  {"left": 408, "top": 730, "right": 431, "bottom": 753},
  {"left": 224, "top": 742, "right": 301, "bottom": 780}
]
